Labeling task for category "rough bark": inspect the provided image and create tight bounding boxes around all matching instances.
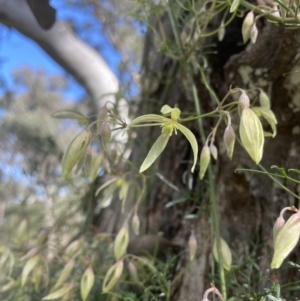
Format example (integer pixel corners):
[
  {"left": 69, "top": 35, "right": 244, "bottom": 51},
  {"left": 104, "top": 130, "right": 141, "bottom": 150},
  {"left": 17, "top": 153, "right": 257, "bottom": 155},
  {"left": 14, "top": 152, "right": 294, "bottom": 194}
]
[{"left": 0, "top": 0, "right": 118, "bottom": 110}]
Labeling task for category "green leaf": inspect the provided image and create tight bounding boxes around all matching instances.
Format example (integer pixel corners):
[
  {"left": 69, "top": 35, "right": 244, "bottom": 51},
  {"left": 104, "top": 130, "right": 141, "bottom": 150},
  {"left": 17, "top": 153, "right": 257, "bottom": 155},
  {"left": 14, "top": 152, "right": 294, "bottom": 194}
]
[
  {"left": 42, "top": 284, "right": 73, "bottom": 300},
  {"left": 52, "top": 110, "right": 87, "bottom": 125},
  {"left": 140, "top": 134, "right": 170, "bottom": 173},
  {"left": 85, "top": 149, "right": 103, "bottom": 181},
  {"left": 80, "top": 266, "right": 95, "bottom": 301},
  {"left": 230, "top": 0, "right": 241, "bottom": 12},
  {"left": 53, "top": 258, "right": 75, "bottom": 290},
  {"left": 22, "top": 255, "right": 40, "bottom": 286},
  {"left": 288, "top": 168, "right": 300, "bottom": 175},
  {"left": 165, "top": 197, "right": 187, "bottom": 208},
  {"left": 128, "top": 114, "right": 165, "bottom": 127},
  {"left": 156, "top": 173, "right": 180, "bottom": 191},
  {"left": 62, "top": 130, "right": 91, "bottom": 180},
  {"left": 271, "top": 165, "right": 287, "bottom": 177},
  {"left": 177, "top": 123, "right": 198, "bottom": 173},
  {"left": 95, "top": 178, "right": 119, "bottom": 196},
  {"left": 0, "top": 279, "right": 16, "bottom": 293},
  {"left": 101, "top": 121, "right": 111, "bottom": 153},
  {"left": 101, "top": 182, "right": 119, "bottom": 208},
  {"left": 102, "top": 261, "right": 124, "bottom": 293},
  {"left": 97, "top": 106, "right": 108, "bottom": 132}
]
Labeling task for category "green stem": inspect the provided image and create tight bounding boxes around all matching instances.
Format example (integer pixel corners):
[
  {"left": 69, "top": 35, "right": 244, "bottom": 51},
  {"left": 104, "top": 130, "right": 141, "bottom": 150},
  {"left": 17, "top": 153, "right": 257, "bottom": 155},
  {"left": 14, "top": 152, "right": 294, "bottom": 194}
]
[
  {"left": 208, "top": 165, "right": 227, "bottom": 300},
  {"left": 167, "top": 3, "right": 227, "bottom": 299}
]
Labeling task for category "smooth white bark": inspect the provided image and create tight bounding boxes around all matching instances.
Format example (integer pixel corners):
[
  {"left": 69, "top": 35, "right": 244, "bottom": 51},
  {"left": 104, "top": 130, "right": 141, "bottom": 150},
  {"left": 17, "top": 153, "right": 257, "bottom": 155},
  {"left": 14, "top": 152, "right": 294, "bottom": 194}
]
[{"left": 0, "top": 0, "right": 119, "bottom": 107}]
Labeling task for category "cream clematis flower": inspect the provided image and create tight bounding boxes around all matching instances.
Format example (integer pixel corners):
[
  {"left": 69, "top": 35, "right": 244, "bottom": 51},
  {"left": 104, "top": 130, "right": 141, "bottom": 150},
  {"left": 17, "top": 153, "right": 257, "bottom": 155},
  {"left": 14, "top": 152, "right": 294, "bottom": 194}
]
[{"left": 128, "top": 105, "right": 198, "bottom": 173}]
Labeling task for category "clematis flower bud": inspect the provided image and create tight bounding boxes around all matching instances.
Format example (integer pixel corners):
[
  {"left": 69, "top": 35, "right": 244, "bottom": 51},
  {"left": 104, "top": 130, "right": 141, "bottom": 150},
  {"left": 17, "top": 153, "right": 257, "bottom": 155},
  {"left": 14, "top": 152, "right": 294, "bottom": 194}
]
[
  {"left": 242, "top": 11, "right": 254, "bottom": 44},
  {"left": 238, "top": 91, "right": 250, "bottom": 116},
  {"left": 223, "top": 125, "right": 236, "bottom": 160},
  {"left": 209, "top": 143, "right": 218, "bottom": 160},
  {"left": 250, "top": 23, "right": 258, "bottom": 44},
  {"left": 239, "top": 107, "right": 264, "bottom": 164},
  {"left": 213, "top": 237, "right": 232, "bottom": 271},
  {"left": 199, "top": 145, "right": 211, "bottom": 180},
  {"left": 188, "top": 231, "right": 197, "bottom": 261},
  {"left": 271, "top": 210, "right": 300, "bottom": 269}
]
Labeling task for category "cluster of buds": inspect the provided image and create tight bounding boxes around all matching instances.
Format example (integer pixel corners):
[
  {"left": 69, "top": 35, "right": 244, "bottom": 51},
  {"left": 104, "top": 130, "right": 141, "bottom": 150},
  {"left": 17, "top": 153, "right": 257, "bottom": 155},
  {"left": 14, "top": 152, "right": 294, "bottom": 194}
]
[
  {"left": 271, "top": 206, "right": 300, "bottom": 269},
  {"left": 242, "top": 11, "right": 258, "bottom": 44},
  {"left": 199, "top": 88, "right": 276, "bottom": 179}
]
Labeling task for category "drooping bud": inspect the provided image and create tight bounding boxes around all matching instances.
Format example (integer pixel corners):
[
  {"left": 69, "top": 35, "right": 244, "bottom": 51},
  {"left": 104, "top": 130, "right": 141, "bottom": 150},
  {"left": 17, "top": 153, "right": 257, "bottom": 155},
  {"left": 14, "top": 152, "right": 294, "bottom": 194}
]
[
  {"left": 209, "top": 143, "right": 218, "bottom": 160},
  {"left": 259, "top": 90, "right": 270, "bottom": 108},
  {"left": 271, "top": 211, "right": 300, "bottom": 269},
  {"left": 114, "top": 225, "right": 129, "bottom": 260},
  {"left": 250, "top": 23, "right": 258, "bottom": 44},
  {"left": 188, "top": 231, "right": 197, "bottom": 261},
  {"left": 199, "top": 145, "right": 211, "bottom": 180},
  {"left": 213, "top": 237, "right": 232, "bottom": 271},
  {"left": 238, "top": 91, "right": 250, "bottom": 116},
  {"left": 239, "top": 107, "right": 264, "bottom": 164},
  {"left": 132, "top": 213, "right": 140, "bottom": 236},
  {"left": 223, "top": 125, "right": 236, "bottom": 160},
  {"left": 102, "top": 260, "right": 124, "bottom": 293},
  {"left": 0, "top": 279, "right": 16, "bottom": 293},
  {"left": 242, "top": 11, "right": 254, "bottom": 44},
  {"left": 22, "top": 255, "right": 40, "bottom": 286}
]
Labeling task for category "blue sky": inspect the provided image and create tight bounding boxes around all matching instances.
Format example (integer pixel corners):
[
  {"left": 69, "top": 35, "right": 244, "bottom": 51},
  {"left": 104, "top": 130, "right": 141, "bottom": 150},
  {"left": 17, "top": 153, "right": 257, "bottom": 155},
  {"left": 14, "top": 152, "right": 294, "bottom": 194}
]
[{"left": 0, "top": 1, "right": 121, "bottom": 101}]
